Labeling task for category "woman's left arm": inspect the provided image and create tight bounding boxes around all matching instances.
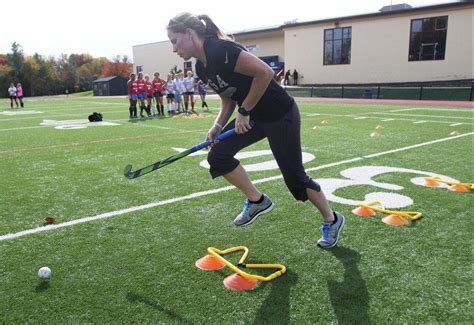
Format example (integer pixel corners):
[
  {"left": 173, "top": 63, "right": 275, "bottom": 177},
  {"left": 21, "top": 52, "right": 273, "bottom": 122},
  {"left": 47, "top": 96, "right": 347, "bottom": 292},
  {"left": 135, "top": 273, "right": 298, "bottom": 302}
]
[
  {"left": 234, "top": 51, "right": 274, "bottom": 111},
  {"left": 233, "top": 51, "right": 274, "bottom": 133}
]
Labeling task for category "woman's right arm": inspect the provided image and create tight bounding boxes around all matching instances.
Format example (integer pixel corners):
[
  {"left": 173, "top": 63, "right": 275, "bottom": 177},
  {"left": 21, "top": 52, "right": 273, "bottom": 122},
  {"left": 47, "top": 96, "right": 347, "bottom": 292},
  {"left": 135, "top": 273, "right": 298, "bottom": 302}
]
[{"left": 207, "top": 95, "right": 236, "bottom": 141}]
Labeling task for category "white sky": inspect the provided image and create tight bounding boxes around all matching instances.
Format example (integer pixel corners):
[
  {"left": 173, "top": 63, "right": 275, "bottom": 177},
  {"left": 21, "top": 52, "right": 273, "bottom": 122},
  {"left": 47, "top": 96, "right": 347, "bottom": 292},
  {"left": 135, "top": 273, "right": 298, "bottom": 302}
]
[{"left": 0, "top": 0, "right": 455, "bottom": 61}]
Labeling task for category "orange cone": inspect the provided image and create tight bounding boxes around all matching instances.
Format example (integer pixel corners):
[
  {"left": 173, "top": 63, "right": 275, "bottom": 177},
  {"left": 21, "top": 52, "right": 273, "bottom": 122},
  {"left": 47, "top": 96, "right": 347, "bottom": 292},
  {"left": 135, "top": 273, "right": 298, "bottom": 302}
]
[
  {"left": 223, "top": 274, "right": 258, "bottom": 291},
  {"left": 382, "top": 214, "right": 408, "bottom": 226},
  {"left": 424, "top": 178, "right": 440, "bottom": 187},
  {"left": 312, "top": 125, "right": 320, "bottom": 131},
  {"left": 321, "top": 120, "right": 329, "bottom": 124},
  {"left": 448, "top": 184, "right": 470, "bottom": 193},
  {"left": 352, "top": 206, "right": 376, "bottom": 217},
  {"left": 450, "top": 131, "right": 460, "bottom": 136},
  {"left": 195, "top": 255, "right": 225, "bottom": 271},
  {"left": 375, "top": 124, "right": 384, "bottom": 129},
  {"left": 370, "top": 132, "right": 380, "bottom": 138}
]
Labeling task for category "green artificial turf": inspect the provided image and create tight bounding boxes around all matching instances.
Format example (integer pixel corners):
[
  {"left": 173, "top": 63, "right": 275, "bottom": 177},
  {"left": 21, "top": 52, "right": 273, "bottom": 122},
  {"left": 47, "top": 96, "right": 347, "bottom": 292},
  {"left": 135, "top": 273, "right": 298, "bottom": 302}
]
[{"left": 0, "top": 97, "right": 472, "bottom": 323}]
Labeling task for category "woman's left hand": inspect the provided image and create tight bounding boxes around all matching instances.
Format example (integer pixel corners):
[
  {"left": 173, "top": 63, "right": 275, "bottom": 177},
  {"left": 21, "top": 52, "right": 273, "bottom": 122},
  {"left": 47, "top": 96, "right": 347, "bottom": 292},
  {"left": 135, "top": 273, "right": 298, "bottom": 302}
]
[{"left": 235, "top": 113, "right": 252, "bottom": 134}]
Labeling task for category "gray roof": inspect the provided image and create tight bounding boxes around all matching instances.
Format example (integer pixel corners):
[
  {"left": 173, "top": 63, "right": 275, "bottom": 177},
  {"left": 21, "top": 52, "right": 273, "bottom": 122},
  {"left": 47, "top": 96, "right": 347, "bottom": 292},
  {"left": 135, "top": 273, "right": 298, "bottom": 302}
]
[
  {"left": 93, "top": 76, "right": 119, "bottom": 82},
  {"left": 379, "top": 3, "right": 412, "bottom": 12}
]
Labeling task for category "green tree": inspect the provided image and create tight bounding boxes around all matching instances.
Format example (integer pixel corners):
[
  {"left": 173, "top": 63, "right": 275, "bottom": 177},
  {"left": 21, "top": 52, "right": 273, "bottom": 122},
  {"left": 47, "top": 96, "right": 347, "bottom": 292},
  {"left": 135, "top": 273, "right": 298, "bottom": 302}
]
[
  {"left": 21, "top": 57, "right": 40, "bottom": 96},
  {"left": 6, "top": 42, "right": 25, "bottom": 83}
]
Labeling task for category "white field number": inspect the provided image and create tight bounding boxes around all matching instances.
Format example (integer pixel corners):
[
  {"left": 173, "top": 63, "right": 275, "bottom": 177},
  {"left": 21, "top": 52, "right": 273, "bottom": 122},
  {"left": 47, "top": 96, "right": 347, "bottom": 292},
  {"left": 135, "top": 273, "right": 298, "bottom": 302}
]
[
  {"left": 173, "top": 148, "right": 459, "bottom": 208},
  {"left": 40, "top": 119, "right": 119, "bottom": 129}
]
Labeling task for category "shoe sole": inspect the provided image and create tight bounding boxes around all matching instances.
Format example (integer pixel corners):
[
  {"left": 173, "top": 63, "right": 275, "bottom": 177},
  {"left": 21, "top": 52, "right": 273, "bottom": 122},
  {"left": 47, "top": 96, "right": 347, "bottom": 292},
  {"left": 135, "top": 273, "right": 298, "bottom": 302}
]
[
  {"left": 317, "top": 215, "right": 345, "bottom": 249},
  {"left": 235, "top": 202, "right": 274, "bottom": 227}
]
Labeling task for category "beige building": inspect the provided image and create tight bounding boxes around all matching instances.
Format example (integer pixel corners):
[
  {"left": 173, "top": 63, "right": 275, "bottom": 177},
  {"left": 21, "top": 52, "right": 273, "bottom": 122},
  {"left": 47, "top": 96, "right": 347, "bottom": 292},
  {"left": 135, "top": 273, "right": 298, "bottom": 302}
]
[{"left": 132, "top": 2, "right": 473, "bottom": 85}]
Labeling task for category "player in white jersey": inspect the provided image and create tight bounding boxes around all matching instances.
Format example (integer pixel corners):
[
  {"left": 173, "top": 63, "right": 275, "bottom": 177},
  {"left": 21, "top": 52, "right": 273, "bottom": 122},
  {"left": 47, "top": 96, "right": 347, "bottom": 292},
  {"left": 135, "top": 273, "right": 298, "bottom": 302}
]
[
  {"left": 8, "top": 83, "right": 18, "bottom": 108},
  {"left": 183, "top": 71, "right": 196, "bottom": 114},
  {"left": 174, "top": 73, "right": 186, "bottom": 113},
  {"left": 165, "top": 74, "right": 176, "bottom": 114}
]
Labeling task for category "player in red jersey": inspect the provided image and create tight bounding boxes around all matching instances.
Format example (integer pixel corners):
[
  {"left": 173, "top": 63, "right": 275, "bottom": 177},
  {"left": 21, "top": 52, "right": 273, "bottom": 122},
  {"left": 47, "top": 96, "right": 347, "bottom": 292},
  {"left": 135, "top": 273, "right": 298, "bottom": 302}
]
[
  {"left": 152, "top": 72, "right": 165, "bottom": 116},
  {"left": 127, "top": 73, "right": 138, "bottom": 118},
  {"left": 144, "top": 74, "right": 155, "bottom": 116},
  {"left": 137, "top": 72, "right": 150, "bottom": 117}
]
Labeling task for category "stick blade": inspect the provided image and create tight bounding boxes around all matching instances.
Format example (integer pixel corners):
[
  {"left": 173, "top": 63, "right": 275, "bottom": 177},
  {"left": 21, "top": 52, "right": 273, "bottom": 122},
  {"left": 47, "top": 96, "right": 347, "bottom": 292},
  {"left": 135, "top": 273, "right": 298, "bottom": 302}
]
[{"left": 123, "top": 164, "right": 134, "bottom": 178}]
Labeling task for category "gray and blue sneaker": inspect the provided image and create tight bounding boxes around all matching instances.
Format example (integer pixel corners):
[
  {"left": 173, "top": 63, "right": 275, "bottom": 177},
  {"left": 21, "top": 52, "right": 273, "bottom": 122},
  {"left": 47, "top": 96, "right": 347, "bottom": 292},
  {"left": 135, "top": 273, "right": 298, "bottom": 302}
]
[
  {"left": 317, "top": 212, "right": 345, "bottom": 248},
  {"left": 234, "top": 194, "right": 274, "bottom": 227}
]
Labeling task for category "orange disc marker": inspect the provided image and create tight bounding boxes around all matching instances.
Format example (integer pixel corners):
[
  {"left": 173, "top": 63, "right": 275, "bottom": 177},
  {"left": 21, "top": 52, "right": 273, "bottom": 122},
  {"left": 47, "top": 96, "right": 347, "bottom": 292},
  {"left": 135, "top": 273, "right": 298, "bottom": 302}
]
[
  {"left": 370, "top": 132, "right": 380, "bottom": 138},
  {"left": 448, "top": 184, "right": 470, "bottom": 193},
  {"left": 352, "top": 206, "right": 376, "bottom": 217},
  {"left": 424, "top": 178, "right": 440, "bottom": 187},
  {"left": 223, "top": 274, "right": 258, "bottom": 291},
  {"left": 449, "top": 131, "right": 460, "bottom": 136},
  {"left": 375, "top": 124, "right": 384, "bottom": 129},
  {"left": 195, "top": 255, "right": 225, "bottom": 271},
  {"left": 382, "top": 214, "right": 408, "bottom": 226}
]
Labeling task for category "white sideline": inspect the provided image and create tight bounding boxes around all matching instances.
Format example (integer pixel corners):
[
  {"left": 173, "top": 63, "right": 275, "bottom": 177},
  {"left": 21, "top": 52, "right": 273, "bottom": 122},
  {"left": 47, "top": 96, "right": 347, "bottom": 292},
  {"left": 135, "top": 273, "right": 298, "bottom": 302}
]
[{"left": 1, "top": 132, "right": 473, "bottom": 242}]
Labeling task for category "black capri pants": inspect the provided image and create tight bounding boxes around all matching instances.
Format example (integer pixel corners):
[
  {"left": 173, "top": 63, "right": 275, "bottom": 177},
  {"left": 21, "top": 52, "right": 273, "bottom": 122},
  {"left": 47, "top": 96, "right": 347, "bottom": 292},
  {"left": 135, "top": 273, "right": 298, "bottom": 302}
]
[{"left": 207, "top": 102, "right": 321, "bottom": 201}]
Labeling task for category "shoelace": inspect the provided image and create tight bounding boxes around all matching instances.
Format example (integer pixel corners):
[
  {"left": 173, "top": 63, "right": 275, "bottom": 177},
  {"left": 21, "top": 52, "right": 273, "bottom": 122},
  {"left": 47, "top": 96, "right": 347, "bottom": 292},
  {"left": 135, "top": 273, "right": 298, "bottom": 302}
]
[
  {"left": 242, "top": 200, "right": 251, "bottom": 213},
  {"left": 319, "top": 224, "right": 332, "bottom": 241}
]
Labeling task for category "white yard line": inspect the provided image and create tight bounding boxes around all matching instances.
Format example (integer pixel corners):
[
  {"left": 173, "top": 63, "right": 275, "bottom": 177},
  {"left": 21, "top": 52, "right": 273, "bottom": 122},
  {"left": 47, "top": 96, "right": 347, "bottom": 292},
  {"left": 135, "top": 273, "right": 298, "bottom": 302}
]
[
  {"left": 413, "top": 121, "right": 427, "bottom": 124},
  {"left": 0, "top": 110, "right": 128, "bottom": 122},
  {"left": 450, "top": 123, "right": 463, "bottom": 126},
  {"left": 0, "top": 125, "right": 49, "bottom": 132},
  {"left": 367, "top": 112, "right": 474, "bottom": 120},
  {"left": 1, "top": 132, "right": 472, "bottom": 242},
  {"left": 306, "top": 112, "right": 470, "bottom": 125},
  {"left": 389, "top": 108, "right": 419, "bottom": 112},
  {"left": 390, "top": 107, "right": 473, "bottom": 113}
]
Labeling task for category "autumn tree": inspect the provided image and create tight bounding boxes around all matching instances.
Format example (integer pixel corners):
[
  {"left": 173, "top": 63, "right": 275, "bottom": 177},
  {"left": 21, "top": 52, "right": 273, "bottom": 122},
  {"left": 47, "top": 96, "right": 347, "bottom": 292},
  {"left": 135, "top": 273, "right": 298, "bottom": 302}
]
[
  {"left": 101, "top": 55, "right": 132, "bottom": 78},
  {"left": 0, "top": 42, "right": 131, "bottom": 97}
]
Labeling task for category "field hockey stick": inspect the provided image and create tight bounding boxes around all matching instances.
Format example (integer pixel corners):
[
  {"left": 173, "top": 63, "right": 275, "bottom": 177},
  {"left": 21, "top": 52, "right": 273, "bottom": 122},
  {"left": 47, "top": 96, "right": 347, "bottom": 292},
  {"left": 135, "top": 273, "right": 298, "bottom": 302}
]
[{"left": 124, "top": 127, "right": 238, "bottom": 179}]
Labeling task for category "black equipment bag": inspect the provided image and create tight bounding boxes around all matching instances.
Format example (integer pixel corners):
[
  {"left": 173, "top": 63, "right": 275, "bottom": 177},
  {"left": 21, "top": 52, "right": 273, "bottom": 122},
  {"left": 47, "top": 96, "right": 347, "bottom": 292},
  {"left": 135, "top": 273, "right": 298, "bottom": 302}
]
[{"left": 88, "top": 112, "right": 103, "bottom": 122}]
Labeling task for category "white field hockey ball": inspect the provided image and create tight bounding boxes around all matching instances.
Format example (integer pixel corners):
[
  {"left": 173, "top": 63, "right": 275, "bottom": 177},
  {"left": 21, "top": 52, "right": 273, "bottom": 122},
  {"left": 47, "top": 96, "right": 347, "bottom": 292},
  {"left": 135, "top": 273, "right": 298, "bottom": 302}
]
[{"left": 38, "top": 266, "right": 52, "bottom": 279}]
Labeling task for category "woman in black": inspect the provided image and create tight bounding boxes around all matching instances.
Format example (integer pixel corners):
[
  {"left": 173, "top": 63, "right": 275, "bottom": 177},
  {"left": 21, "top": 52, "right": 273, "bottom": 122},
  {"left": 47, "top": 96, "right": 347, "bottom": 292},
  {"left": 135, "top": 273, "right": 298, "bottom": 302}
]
[{"left": 167, "top": 13, "right": 344, "bottom": 248}]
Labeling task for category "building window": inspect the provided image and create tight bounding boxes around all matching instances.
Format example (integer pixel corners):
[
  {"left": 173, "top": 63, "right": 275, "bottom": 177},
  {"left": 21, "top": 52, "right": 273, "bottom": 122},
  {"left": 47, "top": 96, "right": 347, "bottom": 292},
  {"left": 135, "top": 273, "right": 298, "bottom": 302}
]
[
  {"left": 324, "top": 27, "right": 351, "bottom": 65},
  {"left": 136, "top": 66, "right": 143, "bottom": 74},
  {"left": 409, "top": 16, "right": 448, "bottom": 61},
  {"left": 183, "top": 61, "right": 193, "bottom": 74}
]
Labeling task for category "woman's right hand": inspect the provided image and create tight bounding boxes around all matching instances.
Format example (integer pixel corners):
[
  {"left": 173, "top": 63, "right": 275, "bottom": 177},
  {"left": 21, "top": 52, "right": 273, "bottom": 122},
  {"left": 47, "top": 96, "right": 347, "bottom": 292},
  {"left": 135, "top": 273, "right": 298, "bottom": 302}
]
[{"left": 207, "top": 124, "right": 222, "bottom": 144}]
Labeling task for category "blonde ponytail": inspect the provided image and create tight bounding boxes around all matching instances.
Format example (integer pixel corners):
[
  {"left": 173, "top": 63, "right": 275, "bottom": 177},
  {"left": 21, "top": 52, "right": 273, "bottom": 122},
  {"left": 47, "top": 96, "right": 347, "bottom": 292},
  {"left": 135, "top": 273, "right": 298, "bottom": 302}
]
[{"left": 167, "top": 12, "right": 232, "bottom": 40}]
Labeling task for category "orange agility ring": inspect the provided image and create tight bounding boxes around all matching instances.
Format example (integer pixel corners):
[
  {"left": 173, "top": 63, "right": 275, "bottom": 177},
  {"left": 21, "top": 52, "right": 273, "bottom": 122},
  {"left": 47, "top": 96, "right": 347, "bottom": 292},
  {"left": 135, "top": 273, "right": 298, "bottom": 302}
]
[
  {"left": 195, "top": 246, "right": 286, "bottom": 291},
  {"left": 423, "top": 177, "right": 473, "bottom": 192},
  {"left": 352, "top": 201, "right": 422, "bottom": 227},
  {"left": 449, "top": 184, "right": 471, "bottom": 193}
]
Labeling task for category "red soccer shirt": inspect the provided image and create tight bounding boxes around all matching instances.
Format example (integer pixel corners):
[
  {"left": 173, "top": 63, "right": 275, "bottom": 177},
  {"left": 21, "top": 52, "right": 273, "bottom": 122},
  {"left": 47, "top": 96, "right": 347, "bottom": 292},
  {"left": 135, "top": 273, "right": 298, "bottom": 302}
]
[
  {"left": 128, "top": 79, "right": 139, "bottom": 95},
  {"left": 145, "top": 81, "right": 154, "bottom": 95},
  {"left": 137, "top": 79, "right": 146, "bottom": 93},
  {"left": 152, "top": 78, "right": 164, "bottom": 92}
]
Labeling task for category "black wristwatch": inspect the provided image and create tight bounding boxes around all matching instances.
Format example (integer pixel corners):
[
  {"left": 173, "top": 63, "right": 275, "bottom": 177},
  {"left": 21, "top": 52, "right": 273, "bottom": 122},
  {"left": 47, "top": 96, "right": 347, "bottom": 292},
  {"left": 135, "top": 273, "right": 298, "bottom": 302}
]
[{"left": 238, "top": 106, "right": 250, "bottom": 116}]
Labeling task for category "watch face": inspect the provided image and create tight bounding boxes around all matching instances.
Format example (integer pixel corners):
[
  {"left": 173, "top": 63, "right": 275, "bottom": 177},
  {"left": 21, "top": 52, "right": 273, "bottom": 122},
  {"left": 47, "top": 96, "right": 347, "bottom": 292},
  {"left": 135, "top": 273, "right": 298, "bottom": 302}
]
[{"left": 238, "top": 107, "right": 250, "bottom": 116}]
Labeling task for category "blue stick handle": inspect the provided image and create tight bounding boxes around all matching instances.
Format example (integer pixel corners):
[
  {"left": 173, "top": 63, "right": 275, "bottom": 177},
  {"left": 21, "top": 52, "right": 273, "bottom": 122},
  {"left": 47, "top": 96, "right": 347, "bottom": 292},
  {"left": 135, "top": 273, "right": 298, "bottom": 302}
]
[
  {"left": 192, "top": 121, "right": 254, "bottom": 152},
  {"left": 193, "top": 128, "right": 236, "bottom": 151}
]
